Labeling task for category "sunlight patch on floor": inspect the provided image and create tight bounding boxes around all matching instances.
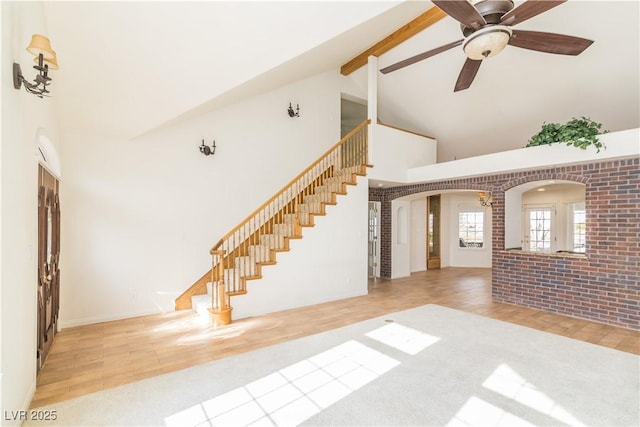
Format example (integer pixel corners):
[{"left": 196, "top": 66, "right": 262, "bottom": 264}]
[
  {"left": 447, "top": 396, "right": 536, "bottom": 427},
  {"left": 447, "top": 363, "right": 586, "bottom": 426},
  {"left": 170, "top": 316, "right": 291, "bottom": 345},
  {"left": 365, "top": 322, "right": 440, "bottom": 355},
  {"left": 482, "top": 364, "right": 586, "bottom": 426},
  {"left": 164, "top": 340, "right": 400, "bottom": 426}
]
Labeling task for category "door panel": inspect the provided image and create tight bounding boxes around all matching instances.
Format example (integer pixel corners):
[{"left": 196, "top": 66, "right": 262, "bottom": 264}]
[
  {"left": 427, "top": 195, "right": 441, "bottom": 269},
  {"left": 368, "top": 202, "right": 380, "bottom": 278},
  {"left": 37, "top": 165, "right": 60, "bottom": 372},
  {"left": 524, "top": 205, "right": 554, "bottom": 253}
]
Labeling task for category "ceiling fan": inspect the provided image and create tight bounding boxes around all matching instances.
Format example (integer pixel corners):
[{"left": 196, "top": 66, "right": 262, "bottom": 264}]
[{"left": 380, "top": 0, "right": 594, "bottom": 92}]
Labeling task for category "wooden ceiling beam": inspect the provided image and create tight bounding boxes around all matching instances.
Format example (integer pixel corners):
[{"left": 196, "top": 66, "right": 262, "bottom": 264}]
[{"left": 340, "top": 6, "right": 447, "bottom": 76}]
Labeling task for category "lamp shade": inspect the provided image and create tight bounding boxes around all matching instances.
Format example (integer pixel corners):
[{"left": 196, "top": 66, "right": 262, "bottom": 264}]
[
  {"left": 26, "top": 34, "right": 55, "bottom": 60},
  {"left": 34, "top": 50, "right": 59, "bottom": 70},
  {"left": 463, "top": 26, "right": 512, "bottom": 60}
]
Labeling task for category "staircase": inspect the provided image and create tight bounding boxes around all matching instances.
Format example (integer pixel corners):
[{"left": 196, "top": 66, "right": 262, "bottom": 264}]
[{"left": 175, "top": 120, "right": 371, "bottom": 325}]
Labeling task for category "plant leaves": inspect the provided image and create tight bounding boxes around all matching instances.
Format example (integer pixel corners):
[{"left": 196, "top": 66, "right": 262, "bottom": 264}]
[{"left": 526, "top": 117, "right": 607, "bottom": 152}]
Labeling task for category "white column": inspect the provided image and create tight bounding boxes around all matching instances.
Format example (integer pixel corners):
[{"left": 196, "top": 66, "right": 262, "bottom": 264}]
[
  {"left": 367, "top": 55, "right": 378, "bottom": 164},
  {"left": 367, "top": 55, "right": 378, "bottom": 122}
]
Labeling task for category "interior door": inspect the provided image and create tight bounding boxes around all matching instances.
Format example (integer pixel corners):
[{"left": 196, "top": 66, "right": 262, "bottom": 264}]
[
  {"left": 524, "top": 205, "right": 554, "bottom": 253},
  {"left": 427, "top": 195, "right": 441, "bottom": 269},
  {"left": 367, "top": 202, "right": 380, "bottom": 278},
  {"left": 37, "top": 165, "right": 60, "bottom": 372}
]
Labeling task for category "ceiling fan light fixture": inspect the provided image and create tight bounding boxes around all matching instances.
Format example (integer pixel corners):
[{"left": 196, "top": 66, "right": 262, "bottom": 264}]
[{"left": 463, "top": 25, "right": 512, "bottom": 60}]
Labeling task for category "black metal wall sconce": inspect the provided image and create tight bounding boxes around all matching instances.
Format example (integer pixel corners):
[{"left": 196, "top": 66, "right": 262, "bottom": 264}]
[
  {"left": 287, "top": 102, "right": 300, "bottom": 118},
  {"left": 13, "top": 34, "right": 59, "bottom": 98},
  {"left": 199, "top": 139, "right": 216, "bottom": 156}
]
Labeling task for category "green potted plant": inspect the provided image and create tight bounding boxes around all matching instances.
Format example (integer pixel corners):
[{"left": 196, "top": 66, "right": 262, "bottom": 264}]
[{"left": 526, "top": 117, "right": 607, "bottom": 152}]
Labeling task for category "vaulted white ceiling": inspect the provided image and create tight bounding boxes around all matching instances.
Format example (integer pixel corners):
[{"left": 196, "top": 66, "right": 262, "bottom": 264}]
[
  {"left": 376, "top": 0, "right": 640, "bottom": 161},
  {"left": 43, "top": 1, "right": 639, "bottom": 161}
]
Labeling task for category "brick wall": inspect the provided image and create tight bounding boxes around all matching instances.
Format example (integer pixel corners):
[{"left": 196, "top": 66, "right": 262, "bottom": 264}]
[{"left": 369, "top": 157, "right": 640, "bottom": 330}]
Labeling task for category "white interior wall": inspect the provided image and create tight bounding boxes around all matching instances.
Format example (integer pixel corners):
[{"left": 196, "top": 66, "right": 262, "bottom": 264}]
[
  {"left": 59, "top": 70, "right": 357, "bottom": 327},
  {"left": 504, "top": 190, "right": 523, "bottom": 250},
  {"left": 391, "top": 200, "right": 411, "bottom": 279},
  {"left": 368, "top": 124, "right": 436, "bottom": 183},
  {"left": 440, "top": 194, "right": 452, "bottom": 268},
  {"left": 1, "top": 1, "right": 62, "bottom": 421},
  {"left": 410, "top": 198, "right": 426, "bottom": 273},
  {"left": 232, "top": 179, "right": 368, "bottom": 319}
]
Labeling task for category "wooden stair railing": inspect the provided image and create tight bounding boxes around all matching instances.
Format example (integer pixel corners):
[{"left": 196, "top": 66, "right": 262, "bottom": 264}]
[{"left": 175, "top": 119, "right": 371, "bottom": 324}]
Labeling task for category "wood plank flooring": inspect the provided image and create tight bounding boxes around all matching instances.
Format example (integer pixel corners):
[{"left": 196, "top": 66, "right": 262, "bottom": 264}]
[{"left": 31, "top": 268, "right": 640, "bottom": 409}]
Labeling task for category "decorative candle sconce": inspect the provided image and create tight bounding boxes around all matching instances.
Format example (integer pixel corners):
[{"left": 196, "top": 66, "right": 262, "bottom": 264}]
[
  {"left": 199, "top": 139, "right": 216, "bottom": 156},
  {"left": 13, "top": 34, "right": 59, "bottom": 98},
  {"left": 287, "top": 102, "right": 300, "bottom": 118}
]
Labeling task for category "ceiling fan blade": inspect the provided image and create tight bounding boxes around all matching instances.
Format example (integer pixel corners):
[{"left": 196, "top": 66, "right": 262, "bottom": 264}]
[
  {"left": 500, "top": 0, "right": 566, "bottom": 26},
  {"left": 380, "top": 40, "right": 463, "bottom": 74},
  {"left": 432, "top": 0, "right": 486, "bottom": 29},
  {"left": 509, "top": 30, "right": 594, "bottom": 55},
  {"left": 454, "top": 58, "right": 482, "bottom": 92}
]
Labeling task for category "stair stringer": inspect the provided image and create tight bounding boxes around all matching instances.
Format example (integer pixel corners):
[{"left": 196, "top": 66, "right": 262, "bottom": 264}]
[
  {"left": 210, "top": 165, "right": 368, "bottom": 302},
  {"left": 176, "top": 166, "right": 369, "bottom": 311},
  {"left": 230, "top": 174, "right": 369, "bottom": 320}
]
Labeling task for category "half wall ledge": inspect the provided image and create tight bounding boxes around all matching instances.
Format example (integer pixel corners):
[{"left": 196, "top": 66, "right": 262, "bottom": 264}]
[{"left": 408, "top": 128, "right": 639, "bottom": 184}]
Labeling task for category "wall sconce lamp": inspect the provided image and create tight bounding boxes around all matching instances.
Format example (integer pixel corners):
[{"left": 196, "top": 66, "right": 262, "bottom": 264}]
[
  {"left": 13, "top": 35, "right": 59, "bottom": 98},
  {"left": 199, "top": 139, "right": 216, "bottom": 156},
  {"left": 287, "top": 102, "right": 300, "bottom": 118},
  {"left": 478, "top": 191, "right": 493, "bottom": 207}
]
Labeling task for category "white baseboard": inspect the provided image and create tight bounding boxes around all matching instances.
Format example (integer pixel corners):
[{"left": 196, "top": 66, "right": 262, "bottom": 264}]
[{"left": 58, "top": 307, "right": 170, "bottom": 329}]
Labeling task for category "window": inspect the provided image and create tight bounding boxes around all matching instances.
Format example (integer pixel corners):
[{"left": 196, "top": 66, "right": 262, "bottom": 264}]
[
  {"left": 459, "top": 210, "right": 484, "bottom": 248},
  {"left": 568, "top": 202, "right": 586, "bottom": 252}
]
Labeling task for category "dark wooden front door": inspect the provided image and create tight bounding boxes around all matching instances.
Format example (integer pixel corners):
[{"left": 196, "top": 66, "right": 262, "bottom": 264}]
[{"left": 37, "top": 165, "right": 60, "bottom": 372}]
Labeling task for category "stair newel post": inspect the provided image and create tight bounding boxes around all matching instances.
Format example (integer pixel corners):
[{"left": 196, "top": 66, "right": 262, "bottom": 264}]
[{"left": 209, "top": 249, "right": 232, "bottom": 327}]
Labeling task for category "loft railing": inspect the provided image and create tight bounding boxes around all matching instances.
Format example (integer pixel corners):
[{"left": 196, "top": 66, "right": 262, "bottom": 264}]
[{"left": 208, "top": 119, "right": 370, "bottom": 324}]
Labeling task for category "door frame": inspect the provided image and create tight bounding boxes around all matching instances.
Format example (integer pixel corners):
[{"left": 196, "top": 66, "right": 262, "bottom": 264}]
[
  {"left": 427, "top": 194, "right": 441, "bottom": 269},
  {"left": 368, "top": 201, "right": 381, "bottom": 278}
]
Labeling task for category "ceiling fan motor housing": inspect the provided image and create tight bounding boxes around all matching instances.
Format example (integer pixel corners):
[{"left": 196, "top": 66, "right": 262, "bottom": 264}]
[{"left": 462, "top": 0, "right": 515, "bottom": 36}]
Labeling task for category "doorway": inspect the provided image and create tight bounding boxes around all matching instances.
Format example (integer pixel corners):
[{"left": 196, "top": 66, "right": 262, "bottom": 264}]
[
  {"left": 427, "top": 195, "right": 441, "bottom": 269},
  {"left": 37, "top": 165, "right": 60, "bottom": 372},
  {"left": 340, "top": 97, "right": 367, "bottom": 138},
  {"left": 524, "top": 205, "right": 555, "bottom": 253},
  {"left": 368, "top": 201, "right": 381, "bottom": 278}
]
